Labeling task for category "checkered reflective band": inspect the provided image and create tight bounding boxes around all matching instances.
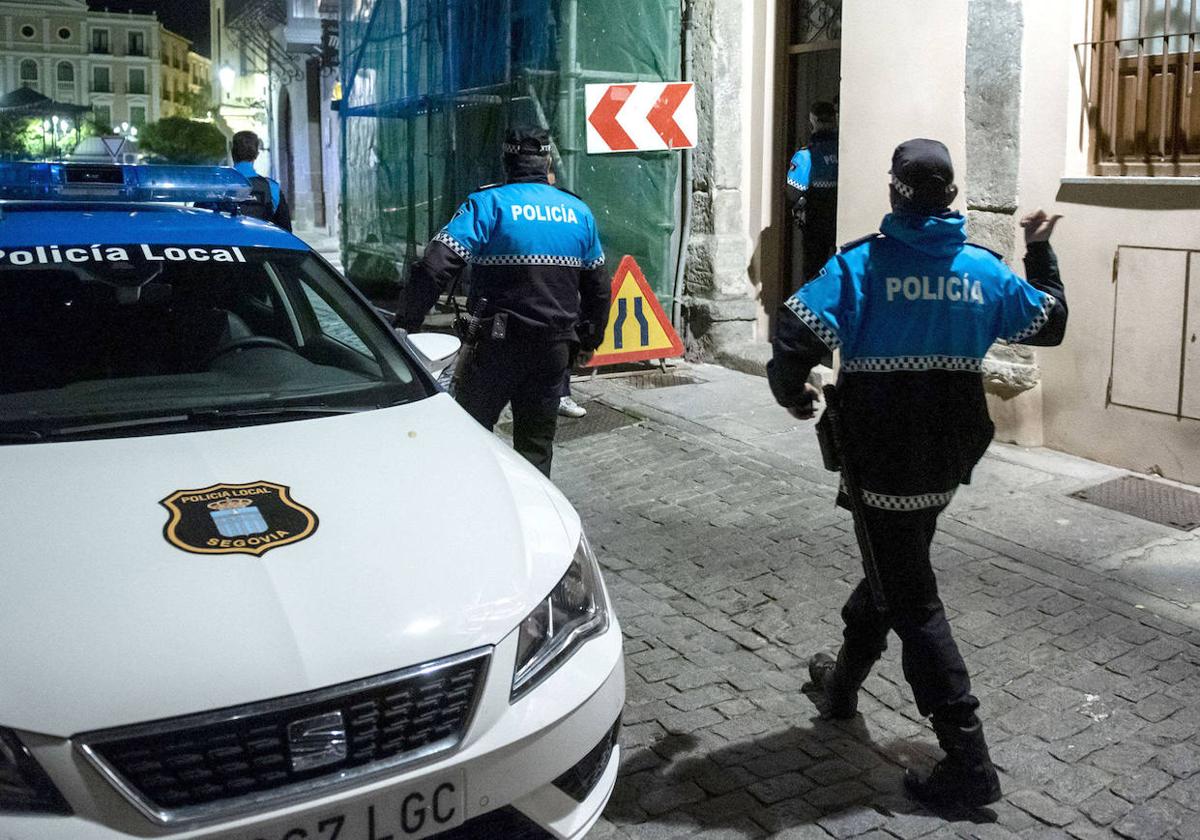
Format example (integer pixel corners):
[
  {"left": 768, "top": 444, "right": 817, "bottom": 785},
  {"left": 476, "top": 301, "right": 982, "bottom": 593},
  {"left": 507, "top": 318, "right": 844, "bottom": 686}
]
[
  {"left": 840, "top": 355, "right": 984, "bottom": 374},
  {"left": 433, "top": 230, "right": 472, "bottom": 261},
  {"left": 1005, "top": 292, "right": 1056, "bottom": 343},
  {"left": 503, "top": 142, "right": 552, "bottom": 155},
  {"left": 890, "top": 175, "right": 916, "bottom": 199},
  {"left": 784, "top": 296, "right": 842, "bottom": 350}
]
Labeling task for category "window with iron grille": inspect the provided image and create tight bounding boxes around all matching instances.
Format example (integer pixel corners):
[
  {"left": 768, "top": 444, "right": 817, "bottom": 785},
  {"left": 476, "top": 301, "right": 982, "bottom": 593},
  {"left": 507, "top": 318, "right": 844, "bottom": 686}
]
[{"left": 1079, "top": 0, "right": 1200, "bottom": 175}]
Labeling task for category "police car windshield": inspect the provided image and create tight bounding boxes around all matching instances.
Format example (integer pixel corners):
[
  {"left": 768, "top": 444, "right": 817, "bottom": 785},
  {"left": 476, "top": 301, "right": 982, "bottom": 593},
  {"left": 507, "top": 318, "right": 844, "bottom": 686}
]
[{"left": 0, "top": 244, "right": 426, "bottom": 441}]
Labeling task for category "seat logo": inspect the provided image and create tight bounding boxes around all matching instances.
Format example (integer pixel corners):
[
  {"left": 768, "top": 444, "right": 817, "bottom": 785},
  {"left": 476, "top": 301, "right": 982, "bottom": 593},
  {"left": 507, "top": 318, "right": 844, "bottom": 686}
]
[
  {"left": 159, "top": 481, "right": 319, "bottom": 556},
  {"left": 287, "top": 711, "right": 348, "bottom": 773}
]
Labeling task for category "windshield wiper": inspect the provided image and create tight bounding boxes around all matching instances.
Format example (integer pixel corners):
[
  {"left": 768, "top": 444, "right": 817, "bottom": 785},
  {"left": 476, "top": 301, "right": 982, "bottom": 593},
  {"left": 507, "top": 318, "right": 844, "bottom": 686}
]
[
  {"left": 32, "top": 405, "right": 371, "bottom": 437},
  {"left": 187, "top": 404, "right": 371, "bottom": 421},
  {"left": 0, "top": 431, "right": 44, "bottom": 443}
]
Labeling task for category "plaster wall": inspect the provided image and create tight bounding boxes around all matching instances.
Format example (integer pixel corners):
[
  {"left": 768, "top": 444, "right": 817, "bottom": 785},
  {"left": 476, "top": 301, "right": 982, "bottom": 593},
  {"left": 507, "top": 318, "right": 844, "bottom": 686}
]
[
  {"left": 1015, "top": 1, "right": 1200, "bottom": 484},
  {"left": 837, "top": 0, "right": 969, "bottom": 240}
]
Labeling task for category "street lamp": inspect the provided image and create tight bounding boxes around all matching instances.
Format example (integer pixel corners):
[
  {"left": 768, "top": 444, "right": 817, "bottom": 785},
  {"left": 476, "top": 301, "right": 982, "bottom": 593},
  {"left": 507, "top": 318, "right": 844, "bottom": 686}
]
[{"left": 218, "top": 65, "right": 236, "bottom": 94}]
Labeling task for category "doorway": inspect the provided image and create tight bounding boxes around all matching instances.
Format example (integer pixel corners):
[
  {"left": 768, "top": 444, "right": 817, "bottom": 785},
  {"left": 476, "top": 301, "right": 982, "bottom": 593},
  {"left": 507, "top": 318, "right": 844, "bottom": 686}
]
[{"left": 781, "top": 1, "right": 842, "bottom": 299}]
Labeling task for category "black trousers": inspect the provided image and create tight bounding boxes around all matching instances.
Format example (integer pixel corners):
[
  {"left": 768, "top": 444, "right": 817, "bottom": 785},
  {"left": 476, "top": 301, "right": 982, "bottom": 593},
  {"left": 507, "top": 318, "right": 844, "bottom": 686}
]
[
  {"left": 839, "top": 504, "right": 980, "bottom": 726},
  {"left": 801, "top": 189, "right": 838, "bottom": 284},
  {"left": 455, "top": 334, "right": 570, "bottom": 478}
]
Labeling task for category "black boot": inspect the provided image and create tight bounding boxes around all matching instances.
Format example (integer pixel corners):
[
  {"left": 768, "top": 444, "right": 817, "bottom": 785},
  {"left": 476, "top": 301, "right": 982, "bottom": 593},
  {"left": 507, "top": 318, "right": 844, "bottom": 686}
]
[
  {"left": 806, "top": 650, "right": 868, "bottom": 719},
  {"left": 904, "top": 719, "right": 1002, "bottom": 808}
]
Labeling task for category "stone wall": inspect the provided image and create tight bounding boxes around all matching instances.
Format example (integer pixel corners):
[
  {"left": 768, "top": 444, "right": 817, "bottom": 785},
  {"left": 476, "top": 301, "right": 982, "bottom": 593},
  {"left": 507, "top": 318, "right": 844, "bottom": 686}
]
[
  {"left": 682, "top": 0, "right": 759, "bottom": 363},
  {"left": 966, "top": 0, "right": 1045, "bottom": 439}
]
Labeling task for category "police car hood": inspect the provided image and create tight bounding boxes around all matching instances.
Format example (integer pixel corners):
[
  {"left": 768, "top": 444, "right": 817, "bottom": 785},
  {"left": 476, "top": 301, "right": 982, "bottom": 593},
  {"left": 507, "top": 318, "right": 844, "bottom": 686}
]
[
  {"left": 880, "top": 211, "right": 967, "bottom": 258},
  {"left": 0, "top": 394, "right": 582, "bottom": 736}
]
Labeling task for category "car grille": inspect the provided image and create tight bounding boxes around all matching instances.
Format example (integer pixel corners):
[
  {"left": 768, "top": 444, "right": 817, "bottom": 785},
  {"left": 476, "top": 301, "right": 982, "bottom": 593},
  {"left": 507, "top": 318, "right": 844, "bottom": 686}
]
[
  {"left": 552, "top": 717, "right": 620, "bottom": 802},
  {"left": 77, "top": 648, "right": 490, "bottom": 826}
]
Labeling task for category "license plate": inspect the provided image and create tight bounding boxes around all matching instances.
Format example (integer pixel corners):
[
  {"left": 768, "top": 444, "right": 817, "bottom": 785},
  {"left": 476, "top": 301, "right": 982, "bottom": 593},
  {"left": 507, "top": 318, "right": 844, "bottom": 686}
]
[{"left": 228, "top": 771, "right": 465, "bottom": 840}]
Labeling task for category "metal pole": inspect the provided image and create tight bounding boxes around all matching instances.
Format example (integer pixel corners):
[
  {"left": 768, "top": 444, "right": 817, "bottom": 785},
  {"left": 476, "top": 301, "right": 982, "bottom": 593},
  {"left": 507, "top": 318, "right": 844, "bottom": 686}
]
[
  {"left": 564, "top": 0, "right": 578, "bottom": 187},
  {"left": 672, "top": 0, "right": 694, "bottom": 332}
]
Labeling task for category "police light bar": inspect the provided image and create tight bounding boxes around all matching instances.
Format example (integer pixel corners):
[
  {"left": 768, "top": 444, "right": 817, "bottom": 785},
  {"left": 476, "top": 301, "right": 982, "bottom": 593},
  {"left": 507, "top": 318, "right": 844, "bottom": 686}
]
[{"left": 0, "top": 162, "right": 251, "bottom": 204}]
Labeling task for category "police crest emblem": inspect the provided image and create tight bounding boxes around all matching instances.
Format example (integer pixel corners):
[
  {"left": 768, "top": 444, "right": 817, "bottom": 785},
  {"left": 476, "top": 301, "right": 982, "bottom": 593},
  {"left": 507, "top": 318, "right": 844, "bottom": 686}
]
[{"left": 160, "top": 482, "right": 318, "bottom": 556}]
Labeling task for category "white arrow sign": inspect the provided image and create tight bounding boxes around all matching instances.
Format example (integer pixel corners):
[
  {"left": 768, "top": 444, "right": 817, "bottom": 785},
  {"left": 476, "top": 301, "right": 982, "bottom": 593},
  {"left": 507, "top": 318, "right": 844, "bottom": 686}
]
[{"left": 585, "top": 82, "right": 698, "bottom": 155}]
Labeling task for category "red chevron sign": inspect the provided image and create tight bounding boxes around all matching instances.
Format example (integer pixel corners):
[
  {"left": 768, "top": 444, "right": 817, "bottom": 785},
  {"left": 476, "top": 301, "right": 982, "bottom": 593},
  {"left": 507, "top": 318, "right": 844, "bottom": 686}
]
[{"left": 585, "top": 82, "right": 698, "bottom": 154}]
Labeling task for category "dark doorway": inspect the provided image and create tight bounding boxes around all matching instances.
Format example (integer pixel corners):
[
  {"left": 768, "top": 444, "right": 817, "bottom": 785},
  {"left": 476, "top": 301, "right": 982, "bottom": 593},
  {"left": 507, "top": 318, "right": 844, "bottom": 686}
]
[{"left": 781, "top": 1, "right": 842, "bottom": 301}]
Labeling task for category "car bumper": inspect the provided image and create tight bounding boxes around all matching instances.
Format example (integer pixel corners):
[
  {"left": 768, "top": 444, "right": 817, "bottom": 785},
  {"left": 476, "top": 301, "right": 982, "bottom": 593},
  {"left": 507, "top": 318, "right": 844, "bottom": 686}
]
[{"left": 3, "top": 618, "right": 625, "bottom": 839}]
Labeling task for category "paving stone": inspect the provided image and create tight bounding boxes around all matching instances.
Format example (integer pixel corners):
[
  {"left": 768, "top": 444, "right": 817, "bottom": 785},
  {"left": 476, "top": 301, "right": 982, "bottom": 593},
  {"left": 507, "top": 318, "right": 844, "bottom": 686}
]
[
  {"left": 1108, "top": 769, "right": 1174, "bottom": 804},
  {"left": 1112, "top": 799, "right": 1184, "bottom": 840},
  {"left": 747, "top": 772, "right": 814, "bottom": 805},
  {"left": 816, "top": 805, "right": 887, "bottom": 838},
  {"left": 1153, "top": 742, "right": 1200, "bottom": 779},
  {"left": 1078, "top": 789, "right": 1133, "bottom": 826},
  {"left": 1009, "top": 790, "right": 1079, "bottom": 827},
  {"left": 638, "top": 781, "right": 709, "bottom": 816}
]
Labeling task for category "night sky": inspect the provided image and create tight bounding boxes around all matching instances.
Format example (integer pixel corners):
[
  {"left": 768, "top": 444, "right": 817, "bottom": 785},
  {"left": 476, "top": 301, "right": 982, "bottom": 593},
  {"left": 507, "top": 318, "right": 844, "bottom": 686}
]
[{"left": 86, "top": 1, "right": 210, "bottom": 57}]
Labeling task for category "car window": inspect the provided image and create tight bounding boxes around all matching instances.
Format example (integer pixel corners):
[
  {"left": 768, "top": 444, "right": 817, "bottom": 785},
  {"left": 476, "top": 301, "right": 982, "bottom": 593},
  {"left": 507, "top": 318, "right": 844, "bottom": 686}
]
[
  {"left": 300, "top": 283, "right": 373, "bottom": 358},
  {"left": 0, "top": 242, "right": 429, "bottom": 442}
]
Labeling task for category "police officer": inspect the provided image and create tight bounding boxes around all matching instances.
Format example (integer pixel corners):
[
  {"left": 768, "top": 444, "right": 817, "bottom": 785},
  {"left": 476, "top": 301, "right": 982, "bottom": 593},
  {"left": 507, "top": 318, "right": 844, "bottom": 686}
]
[
  {"left": 769, "top": 139, "right": 1067, "bottom": 808},
  {"left": 230, "top": 130, "right": 292, "bottom": 232},
  {"left": 400, "top": 127, "right": 610, "bottom": 477},
  {"left": 786, "top": 101, "right": 839, "bottom": 285}
]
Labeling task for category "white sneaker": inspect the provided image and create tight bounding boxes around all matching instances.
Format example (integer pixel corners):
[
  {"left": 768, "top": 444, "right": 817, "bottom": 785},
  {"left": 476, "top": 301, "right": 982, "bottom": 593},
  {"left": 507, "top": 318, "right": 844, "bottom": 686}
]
[{"left": 558, "top": 396, "right": 587, "bottom": 418}]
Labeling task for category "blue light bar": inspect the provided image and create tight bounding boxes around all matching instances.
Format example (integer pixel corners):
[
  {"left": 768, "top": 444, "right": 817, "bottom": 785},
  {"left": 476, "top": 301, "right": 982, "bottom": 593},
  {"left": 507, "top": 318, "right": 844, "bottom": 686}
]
[{"left": 0, "top": 162, "right": 252, "bottom": 204}]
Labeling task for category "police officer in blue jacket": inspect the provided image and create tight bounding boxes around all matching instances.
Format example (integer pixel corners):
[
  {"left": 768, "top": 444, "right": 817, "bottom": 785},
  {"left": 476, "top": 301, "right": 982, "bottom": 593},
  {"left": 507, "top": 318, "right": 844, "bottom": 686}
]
[
  {"left": 786, "top": 101, "right": 839, "bottom": 285},
  {"left": 230, "top": 131, "right": 292, "bottom": 232},
  {"left": 769, "top": 139, "right": 1067, "bottom": 808},
  {"left": 401, "top": 127, "right": 610, "bottom": 477}
]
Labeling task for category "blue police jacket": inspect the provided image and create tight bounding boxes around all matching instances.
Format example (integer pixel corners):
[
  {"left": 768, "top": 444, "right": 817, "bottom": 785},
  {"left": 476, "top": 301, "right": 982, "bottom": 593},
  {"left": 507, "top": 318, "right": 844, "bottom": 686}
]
[
  {"left": 787, "top": 128, "right": 839, "bottom": 194},
  {"left": 769, "top": 210, "right": 1068, "bottom": 510},
  {"left": 404, "top": 176, "right": 610, "bottom": 347},
  {"left": 234, "top": 161, "right": 280, "bottom": 209}
]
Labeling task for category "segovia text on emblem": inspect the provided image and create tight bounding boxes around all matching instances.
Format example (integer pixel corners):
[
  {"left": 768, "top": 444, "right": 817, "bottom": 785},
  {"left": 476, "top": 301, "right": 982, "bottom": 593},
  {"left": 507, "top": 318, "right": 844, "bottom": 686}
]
[{"left": 160, "top": 482, "right": 318, "bottom": 556}]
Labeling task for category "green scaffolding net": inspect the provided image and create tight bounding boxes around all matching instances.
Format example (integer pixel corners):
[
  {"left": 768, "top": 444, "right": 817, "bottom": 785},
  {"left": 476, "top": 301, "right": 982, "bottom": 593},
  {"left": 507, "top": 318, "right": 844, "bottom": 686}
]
[{"left": 340, "top": 0, "right": 682, "bottom": 309}]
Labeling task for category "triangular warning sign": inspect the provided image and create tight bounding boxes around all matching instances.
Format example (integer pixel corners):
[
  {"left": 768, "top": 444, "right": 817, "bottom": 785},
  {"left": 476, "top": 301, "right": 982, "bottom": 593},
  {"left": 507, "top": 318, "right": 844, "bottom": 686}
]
[
  {"left": 101, "top": 137, "right": 126, "bottom": 157},
  {"left": 587, "top": 255, "right": 684, "bottom": 366}
]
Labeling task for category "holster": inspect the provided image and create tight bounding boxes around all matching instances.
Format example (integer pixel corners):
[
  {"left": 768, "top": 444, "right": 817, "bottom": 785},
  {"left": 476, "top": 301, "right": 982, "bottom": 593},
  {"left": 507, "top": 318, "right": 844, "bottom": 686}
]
[{"left": 815, "top": 408, "right": 841, "bottom": 472}]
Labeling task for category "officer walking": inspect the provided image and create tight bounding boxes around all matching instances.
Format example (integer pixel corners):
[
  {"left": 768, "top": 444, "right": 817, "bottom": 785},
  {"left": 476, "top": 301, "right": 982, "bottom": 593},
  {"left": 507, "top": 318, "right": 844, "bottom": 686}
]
[
  {"left": 230, "top": 130, "right": 292, "bottom": 232},
  {"left": 786, "top": 101, "right": 839, "bottom": 285},
  {"left": 400, "top": 127, "right": 610, "bottom": 477},
  {"left": 769, "top": 139, "right": 1067, "bottom": 808}
]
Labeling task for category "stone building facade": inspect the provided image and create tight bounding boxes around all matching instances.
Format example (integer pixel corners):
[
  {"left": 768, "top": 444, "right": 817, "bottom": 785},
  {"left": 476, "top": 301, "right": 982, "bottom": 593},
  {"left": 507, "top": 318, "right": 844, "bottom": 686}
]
[
  {"left": 690, "top": 0, "right": 1200, "bottom": 485},
  {"left": 0, "top": 0, "right": 207, "bottom": 130},
  {"left": 0, "top": 0, "right": 166, "bottom": 130}
]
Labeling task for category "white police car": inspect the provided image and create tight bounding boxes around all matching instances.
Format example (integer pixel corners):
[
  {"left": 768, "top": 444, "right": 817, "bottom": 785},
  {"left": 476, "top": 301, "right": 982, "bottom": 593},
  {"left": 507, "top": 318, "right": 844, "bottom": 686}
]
[{"left": 0, "top": 163, "right": 624, "bottom": 839}]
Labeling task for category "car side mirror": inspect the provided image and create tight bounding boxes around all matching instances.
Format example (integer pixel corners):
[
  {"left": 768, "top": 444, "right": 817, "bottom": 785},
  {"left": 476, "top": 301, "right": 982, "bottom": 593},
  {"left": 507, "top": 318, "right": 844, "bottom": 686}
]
[{"left": 407, "top": 332, "right": 462, "bottom": 374}]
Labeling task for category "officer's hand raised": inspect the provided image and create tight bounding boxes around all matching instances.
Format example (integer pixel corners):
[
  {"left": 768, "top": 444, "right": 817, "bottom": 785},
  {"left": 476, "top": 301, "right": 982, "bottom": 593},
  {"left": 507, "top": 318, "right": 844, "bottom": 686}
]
[
  {"left": 1020, "top": 209, "right": 1063, "bottom": 244},
  {"left": 787, "top": 384, "right": 822, "bottom": 421}
]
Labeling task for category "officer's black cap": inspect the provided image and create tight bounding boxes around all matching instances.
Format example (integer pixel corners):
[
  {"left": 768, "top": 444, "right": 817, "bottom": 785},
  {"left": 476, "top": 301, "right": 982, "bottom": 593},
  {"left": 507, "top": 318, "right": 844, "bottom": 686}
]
[
  {"left": 503, "top": 126, "right": 552, "bottom": 158},
  {"left": 890, "top": 138, "right": 956, "bottom": 212}
]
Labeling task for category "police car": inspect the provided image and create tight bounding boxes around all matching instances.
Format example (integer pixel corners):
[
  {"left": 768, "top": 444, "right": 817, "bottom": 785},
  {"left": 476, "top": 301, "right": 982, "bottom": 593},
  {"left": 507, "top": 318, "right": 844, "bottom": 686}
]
[{"left": 0, "top": 163, "right": 624, "bottom": 839}]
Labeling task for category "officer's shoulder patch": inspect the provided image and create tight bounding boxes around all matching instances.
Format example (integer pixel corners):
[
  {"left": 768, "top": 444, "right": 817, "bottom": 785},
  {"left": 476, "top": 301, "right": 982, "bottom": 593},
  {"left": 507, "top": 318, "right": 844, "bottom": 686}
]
[
  {"left": 838, "top": 233, "right": 883, "bottom": 254},
  {"left": 964, "top": 241, "right": 1006, "bottom": 261}
]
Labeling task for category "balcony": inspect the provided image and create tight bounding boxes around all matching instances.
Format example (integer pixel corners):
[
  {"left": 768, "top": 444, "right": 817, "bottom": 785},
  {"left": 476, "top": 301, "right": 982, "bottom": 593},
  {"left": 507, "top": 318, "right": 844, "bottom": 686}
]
[
  {"left": 128, "top": 48, "right": 146, "bottom": 57},
  {"left": 91, "top": 82, "right": 112, "bottom": 94},
  {"left": 90, "top": 45, "right": 110, "bottom": 55}
]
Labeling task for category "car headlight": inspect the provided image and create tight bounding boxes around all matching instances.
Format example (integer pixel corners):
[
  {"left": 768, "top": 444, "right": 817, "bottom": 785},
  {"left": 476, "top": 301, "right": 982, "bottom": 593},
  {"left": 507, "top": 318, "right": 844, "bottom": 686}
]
[
  {"left": 0, "top": 728, "right": 70, "bottom": 814},
  {"left": 511, "top": 533, "right": 609, "bottom": 702}
]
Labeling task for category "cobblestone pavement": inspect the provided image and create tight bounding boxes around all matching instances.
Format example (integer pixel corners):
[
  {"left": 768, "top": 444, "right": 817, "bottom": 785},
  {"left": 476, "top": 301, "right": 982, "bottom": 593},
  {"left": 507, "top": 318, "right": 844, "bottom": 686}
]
[{"left": 548, "top": 364, "right": 1200, "bottom": 840}]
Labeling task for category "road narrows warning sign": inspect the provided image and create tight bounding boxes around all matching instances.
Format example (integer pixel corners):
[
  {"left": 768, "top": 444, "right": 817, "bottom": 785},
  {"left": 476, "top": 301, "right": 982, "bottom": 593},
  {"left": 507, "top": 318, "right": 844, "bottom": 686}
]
[{"left": 587, "top": 256, "right": 684, "bottom": 367}]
